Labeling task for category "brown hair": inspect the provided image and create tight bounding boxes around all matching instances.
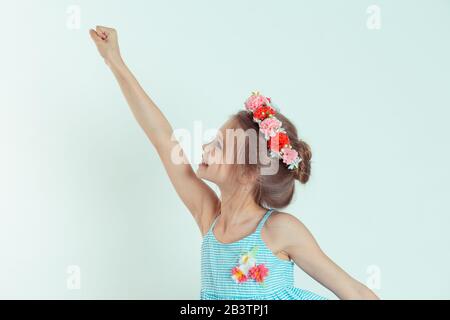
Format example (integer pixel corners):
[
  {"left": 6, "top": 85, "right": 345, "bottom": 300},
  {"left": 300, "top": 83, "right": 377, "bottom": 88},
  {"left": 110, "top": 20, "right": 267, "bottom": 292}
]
[{"left": 230, "top": 110, "right": 312, "bottom": 209}]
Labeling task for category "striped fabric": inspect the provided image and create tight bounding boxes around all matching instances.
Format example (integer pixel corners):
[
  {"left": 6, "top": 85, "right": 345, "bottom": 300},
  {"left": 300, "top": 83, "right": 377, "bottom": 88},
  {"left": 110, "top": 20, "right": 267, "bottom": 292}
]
[{"left": 200, "top": 208, "right": 326, "bottom": 300}]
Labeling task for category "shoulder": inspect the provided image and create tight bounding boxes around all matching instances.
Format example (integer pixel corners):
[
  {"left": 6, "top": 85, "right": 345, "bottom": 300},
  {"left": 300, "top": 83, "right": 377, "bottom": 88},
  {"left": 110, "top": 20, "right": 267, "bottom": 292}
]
[
  {"left": 263, "top": 210, "right": 314, "bottom": 246},
  {"left": 265, "top": 210, "right": 306, "bottom": 231}
]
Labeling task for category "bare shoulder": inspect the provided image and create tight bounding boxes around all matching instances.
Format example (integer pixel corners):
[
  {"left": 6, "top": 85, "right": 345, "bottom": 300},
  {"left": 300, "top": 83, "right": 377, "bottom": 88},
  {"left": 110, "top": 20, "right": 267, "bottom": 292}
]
[
  {"left": 265, "top": 210, "right": 306, "bottom": 232},
  {"left": 263, "top": 210, "right": 315, "bottom": 246}
]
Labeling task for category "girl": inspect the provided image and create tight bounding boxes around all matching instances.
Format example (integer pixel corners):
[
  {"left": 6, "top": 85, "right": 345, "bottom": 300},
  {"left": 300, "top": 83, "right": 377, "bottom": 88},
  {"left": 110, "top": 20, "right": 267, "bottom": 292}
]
[{"left": 89, "top": 26, "right": 379, "bottom": 300}]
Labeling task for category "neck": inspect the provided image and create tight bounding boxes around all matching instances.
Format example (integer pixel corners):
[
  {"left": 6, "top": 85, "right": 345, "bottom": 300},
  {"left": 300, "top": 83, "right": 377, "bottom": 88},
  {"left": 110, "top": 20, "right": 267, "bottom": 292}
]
[{"left": 217, "top": 183, "right": 266, "bottom": 226}]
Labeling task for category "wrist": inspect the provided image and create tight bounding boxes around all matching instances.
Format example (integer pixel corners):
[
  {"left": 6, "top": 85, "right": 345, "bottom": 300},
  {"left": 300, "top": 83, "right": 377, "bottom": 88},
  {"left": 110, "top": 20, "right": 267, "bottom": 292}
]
[{"left": 105, "top": 51, "right": 124, "bottom": 68}]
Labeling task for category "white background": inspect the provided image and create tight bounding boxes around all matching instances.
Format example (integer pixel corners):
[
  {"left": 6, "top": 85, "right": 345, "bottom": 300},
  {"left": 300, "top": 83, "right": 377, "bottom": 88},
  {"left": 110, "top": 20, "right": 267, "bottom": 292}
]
[{"left": 0, "top": 0, "right": 449, "bottom": 299}]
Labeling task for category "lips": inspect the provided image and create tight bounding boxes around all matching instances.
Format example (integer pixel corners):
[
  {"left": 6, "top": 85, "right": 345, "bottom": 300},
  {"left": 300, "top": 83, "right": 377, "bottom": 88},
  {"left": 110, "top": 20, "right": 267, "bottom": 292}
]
[
  {"left": 201, "top": 160, "right": 209, "bottom": 166},
  {"left": 201, "top": 157, "right": 209, "bottom": 167}
]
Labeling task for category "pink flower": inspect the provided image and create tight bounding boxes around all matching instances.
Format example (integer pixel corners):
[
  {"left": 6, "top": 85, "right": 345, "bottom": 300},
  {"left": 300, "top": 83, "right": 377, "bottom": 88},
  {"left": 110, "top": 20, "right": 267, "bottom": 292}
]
[
  {"left": 231, "top": 266, "right": 248, "bottom": 283},
  {"left": 259, "top": 117, "right": 282, "bottom": 140},
  {"left": 281, "top": 147, "right": 299, "bottom": 165},
  {"left": 245, "top": 94, "right": 270, "bottom": 112},
  {"left": 248, "top": 264, "right": 269, "bottom": 283}
]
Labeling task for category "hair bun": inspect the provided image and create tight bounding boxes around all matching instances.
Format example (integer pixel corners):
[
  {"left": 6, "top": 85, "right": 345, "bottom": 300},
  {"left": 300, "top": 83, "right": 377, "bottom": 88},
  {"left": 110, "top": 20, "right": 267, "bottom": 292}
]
[{"left": 294, "top": 139, "right": 312, "bottom": 184}]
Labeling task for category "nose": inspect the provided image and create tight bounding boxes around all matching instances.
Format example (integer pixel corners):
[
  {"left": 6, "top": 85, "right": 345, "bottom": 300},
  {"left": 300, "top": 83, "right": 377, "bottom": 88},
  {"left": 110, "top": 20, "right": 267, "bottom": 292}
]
[
  {"left": 202, "top": 143, "right": 208, "bottom": 155},
  {"left": 201, "top": 142, "right": 210, "bottom": 158},
  {"left": 202, "top": 139, "right": 213, "bottom": 152}
]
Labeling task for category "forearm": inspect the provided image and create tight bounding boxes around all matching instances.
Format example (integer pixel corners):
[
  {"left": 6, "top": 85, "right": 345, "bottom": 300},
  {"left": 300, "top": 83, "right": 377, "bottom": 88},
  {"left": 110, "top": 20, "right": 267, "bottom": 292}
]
[
  {"left": 106, "top": 53, "right": 172, "bottom": 148},
  {"left": 337, "top": 280, "right": 379, "bottom": 300},
  {"left": 353, "top": 282, "right": 379, "bottom": 300}
]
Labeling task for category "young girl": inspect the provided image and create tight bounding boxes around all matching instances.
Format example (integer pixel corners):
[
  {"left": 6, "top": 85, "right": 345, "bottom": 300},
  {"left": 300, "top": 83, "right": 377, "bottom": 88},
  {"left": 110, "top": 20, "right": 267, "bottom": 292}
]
[{"left": 89, "top": 26, "right": 379, "bottom": 300}]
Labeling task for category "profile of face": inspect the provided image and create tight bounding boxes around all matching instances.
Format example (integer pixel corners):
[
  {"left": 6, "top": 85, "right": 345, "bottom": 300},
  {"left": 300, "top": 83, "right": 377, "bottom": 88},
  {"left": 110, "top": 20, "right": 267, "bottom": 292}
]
[
  {"left": 196, "top": 119, "right": 238, "bottom": 187},
  {"left": 196, "top": 117, "right": 276, "bottom": 190}
]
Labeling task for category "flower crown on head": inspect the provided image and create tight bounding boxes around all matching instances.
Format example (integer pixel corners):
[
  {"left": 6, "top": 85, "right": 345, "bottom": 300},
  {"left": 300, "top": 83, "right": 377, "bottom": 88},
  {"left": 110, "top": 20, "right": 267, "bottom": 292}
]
[{"left": 244, "top": 91, "right": 301, "bottom": 170}]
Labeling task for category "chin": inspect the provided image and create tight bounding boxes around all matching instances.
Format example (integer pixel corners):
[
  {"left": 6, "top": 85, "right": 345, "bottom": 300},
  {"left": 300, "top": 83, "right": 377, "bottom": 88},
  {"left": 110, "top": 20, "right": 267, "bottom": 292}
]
[
  {"left": 196, "top": 164, "right": 207, "bottom": 178},
  {"left": 196, "top": 164, "right": 220, "bottom": 184}
]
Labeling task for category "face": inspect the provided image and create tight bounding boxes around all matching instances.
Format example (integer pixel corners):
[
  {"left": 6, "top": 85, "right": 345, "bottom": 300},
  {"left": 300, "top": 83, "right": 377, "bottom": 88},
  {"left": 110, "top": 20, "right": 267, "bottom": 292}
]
[{"left": 196, "top": 119, "right": 240, "bottom": 186}]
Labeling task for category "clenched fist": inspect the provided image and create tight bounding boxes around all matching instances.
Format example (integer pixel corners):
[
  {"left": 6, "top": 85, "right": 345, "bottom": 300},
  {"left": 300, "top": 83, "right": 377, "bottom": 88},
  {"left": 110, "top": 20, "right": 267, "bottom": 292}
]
[{"left": 89, "top": 26, "right": 122, "bottom": 65}]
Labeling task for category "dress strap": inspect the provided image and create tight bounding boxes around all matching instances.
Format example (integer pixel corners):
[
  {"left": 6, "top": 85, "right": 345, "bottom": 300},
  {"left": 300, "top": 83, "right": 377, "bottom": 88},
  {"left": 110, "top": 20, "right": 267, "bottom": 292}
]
[
  {"left": 255, "top": 208, "right": 274, "bottom": 233},
  {"left": 207, "top": 214, "right": 220, "bottom": 234}
]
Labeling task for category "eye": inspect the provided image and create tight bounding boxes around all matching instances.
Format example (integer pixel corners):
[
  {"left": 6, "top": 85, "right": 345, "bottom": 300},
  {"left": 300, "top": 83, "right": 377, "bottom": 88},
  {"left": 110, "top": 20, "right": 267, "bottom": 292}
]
[{"left": 215, "top": 139, "right": 222, "bottom": 149}]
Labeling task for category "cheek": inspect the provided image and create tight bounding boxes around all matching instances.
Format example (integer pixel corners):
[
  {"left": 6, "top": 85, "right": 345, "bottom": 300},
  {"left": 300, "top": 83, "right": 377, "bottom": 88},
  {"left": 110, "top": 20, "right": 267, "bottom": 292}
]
[
  {"left": 207, "top": 147, "right": 219, "bottom": 163},
  {"left": 211, "top": 147, "right": 224, "bottom": 163},
  {"left": 202, "top": 163, "right": 225, "bottom": 182},
  {"left": 223, "top": 164, "right": 235, "bottom": 176}
]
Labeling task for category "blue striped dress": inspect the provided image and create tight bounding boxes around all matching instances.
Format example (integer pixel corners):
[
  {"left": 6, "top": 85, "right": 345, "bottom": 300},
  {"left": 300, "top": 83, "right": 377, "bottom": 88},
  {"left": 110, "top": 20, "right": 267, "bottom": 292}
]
[{"left": 201, "top": 208, "right": 327, "bottom": 300}]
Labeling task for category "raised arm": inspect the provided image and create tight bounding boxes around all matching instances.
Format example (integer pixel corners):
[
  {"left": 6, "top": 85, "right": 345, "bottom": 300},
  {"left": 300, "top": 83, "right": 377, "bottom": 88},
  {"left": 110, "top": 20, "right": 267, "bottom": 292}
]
[{"left": 89, "top": 26, "right": 220, "bottom": 235}]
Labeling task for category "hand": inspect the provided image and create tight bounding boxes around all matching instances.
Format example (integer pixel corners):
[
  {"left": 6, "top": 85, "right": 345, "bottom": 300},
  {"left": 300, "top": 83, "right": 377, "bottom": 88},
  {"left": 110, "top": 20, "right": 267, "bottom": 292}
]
[{"left": 89, "top": 26, "right": 122, "bottom": 65}]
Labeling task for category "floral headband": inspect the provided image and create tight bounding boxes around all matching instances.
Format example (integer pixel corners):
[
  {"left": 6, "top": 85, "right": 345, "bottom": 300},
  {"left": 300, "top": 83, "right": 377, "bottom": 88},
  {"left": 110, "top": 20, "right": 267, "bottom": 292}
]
[{"left": 244, "top": 91, "right": 301, "bottom": 170}]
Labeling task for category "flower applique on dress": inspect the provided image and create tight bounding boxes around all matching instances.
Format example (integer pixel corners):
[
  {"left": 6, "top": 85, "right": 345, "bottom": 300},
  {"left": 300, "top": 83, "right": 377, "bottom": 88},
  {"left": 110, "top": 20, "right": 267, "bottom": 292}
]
[{"left": 231, "top": 246, "right": 269, "bottom": 285}]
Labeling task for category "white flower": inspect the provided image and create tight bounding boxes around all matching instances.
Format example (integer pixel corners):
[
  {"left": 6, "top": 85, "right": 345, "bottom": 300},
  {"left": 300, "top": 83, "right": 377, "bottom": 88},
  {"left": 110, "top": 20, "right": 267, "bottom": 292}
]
[
  {"left": 231, "top": 247, "right": 260, "bottom": 283},
  {"left": 238, "top": 259, "right": 255, "bottom": 274},
  {"left": 239, "top": 254, "right": 256, "bottom": 267}
]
